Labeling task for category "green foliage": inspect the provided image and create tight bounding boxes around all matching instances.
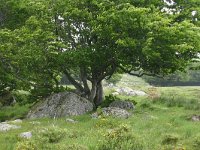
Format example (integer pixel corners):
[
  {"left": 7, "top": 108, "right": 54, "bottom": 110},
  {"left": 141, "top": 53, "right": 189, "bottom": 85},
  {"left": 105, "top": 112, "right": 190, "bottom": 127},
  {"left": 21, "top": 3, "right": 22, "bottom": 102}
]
[
  {"left": 101, "top": 94, "right": 119, "bottom": 107},
  {"left": 15, "top": 126, "right": 68, "bottom": 150},
  {"left": 95, "top": 118, "right": 118, "bottom": 128},
  {"left": 35, "top": 126, "right": 67, "bottom": 143},
  {"left": 59, "top": 144, "right": 88, "bottom": 150},
  {"left": 0, "top": 104, "right": 30, "bottom": 121},
  {"left": 1, "top": 0, "right": 200, "bottom": 104},
  {"left": 106, "top": 73, "right": 123, "bottom": 85},
  {"left": 12, "top": 91, "right": 31, "bottom": 105},
  {"left": 162, "top": 134, "right": 179, "bottom": 145},
  {"left": 139, "top": 99, "right": 153, "bottom": 109},
  {"left": 143, "top": 65, "right": 200, "bottom": 86},
  {"left": 0, "top": 86, "right": 200, "bottom": 150},
  {"left": 156, "top": 95, "right": 200, "bottom": 110},
  {"left": 68, "top": 130, "right": 85, "bottom": 139},
  {"left": 98, "top": 124, "right": 145, "bottom": 150},
  {"left": 15, "top": 140, "right": 37, "bottom": 150},
  {"left": 192, "top": 134, "right": 200, "bottom": 150}
]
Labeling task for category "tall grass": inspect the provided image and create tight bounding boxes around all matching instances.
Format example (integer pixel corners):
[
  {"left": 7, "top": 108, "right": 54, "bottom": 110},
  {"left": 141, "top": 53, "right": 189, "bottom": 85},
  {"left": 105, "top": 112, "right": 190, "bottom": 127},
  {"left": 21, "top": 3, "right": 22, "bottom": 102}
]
[{"left": 155, "top": 93, "right": 200, "bottom": 110}]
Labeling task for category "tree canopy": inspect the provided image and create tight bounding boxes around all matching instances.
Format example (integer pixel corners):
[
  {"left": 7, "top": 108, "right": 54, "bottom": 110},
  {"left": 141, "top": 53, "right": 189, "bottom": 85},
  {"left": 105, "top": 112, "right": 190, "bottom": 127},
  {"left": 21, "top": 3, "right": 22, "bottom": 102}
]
[{"left": 0, "top": 0, "right": 200, "bottom": 105}]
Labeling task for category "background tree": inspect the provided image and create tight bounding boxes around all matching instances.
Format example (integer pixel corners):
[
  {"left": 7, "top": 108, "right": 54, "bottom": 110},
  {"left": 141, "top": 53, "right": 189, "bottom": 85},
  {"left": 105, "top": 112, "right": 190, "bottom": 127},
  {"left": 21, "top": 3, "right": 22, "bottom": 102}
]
[{"left": 0, "top": 0, "right": 199, "bottom": 106}]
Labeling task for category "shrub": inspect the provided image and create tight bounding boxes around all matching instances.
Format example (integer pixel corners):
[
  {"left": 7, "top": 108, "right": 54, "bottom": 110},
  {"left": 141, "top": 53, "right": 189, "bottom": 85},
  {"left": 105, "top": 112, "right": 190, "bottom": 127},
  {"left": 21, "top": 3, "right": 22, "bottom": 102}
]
[
  {"left": 12, "top": 90, "right": 32, "bottom": 105},
  {"left": 68, "top": 130, "right": 85, "bottom": 139},
  {"left": 162, "top": 134, "right": 179, "bottom": 145},
  {"left": 35, "top": 126, "right": 67, "bottom": 143},
  {"left": 95, "top": 118, "right": 118, "bottom": 129},
  {"left": 98, "top": 124, "right": 146, "bottom": 150},
  {"left": 192, "top": 134, "right": 200, "bottom": 150},
  {"left": 15, "top": 140, "right": 37, "bottom": 150},
  {"left": 0, "top": 104, "right": 30, "bottom": 121},
  {"left": 139, "top": 100, "right": 152, "bottom": 109},
  {"left": 64, "top": 144, "right": 88, "bottom": 150},
  {"left": 101, "top": 94, "right": 119, "bottom": 107},
  {"left": 162, "top": 144, "right": 186, "bottom": 150}
]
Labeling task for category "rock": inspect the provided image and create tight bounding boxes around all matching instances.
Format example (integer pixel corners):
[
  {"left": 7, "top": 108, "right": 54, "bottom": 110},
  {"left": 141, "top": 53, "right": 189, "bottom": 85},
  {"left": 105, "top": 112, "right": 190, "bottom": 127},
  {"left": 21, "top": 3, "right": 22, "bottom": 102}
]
[
  {"left": 115, "top": 87, "right": 147, "bottom": 96},
  {"left": 111, "top": 92, "right": 119, "bottom": 96},
  {"left": 191, "top": 115, "right": 200, "bottom": 121},
  {"left": 29, "top": 121, "right": 41, "bottom": 125},
  {"left": 19, "top": 131, "right": 32, "bottom": 139},
  {"left": 102, "top": 107, "right": 131, "bottom": 119},
  {"left": 0, "top": 123, "right": 21, "bottom": 131},
  {"left": 106, "top": 83, "right": 116, "bottom": 88},
  {"left": 109, "top": 100, "right": 134, "bottom": 110},
  {"left": 133, "top": 90, "right": 147, "bottom": 96},
  {"left": 66, "top": 118, "right": 78, "bottom": 123},
  {"left": 91, "top": 112, "right": 99, "bottom": 119},
  {"left": 27, "top": 91, "right": 93, "bottom": 119},
  {"left": 9, "top": 119, "right": 22, "bottom": 124}
]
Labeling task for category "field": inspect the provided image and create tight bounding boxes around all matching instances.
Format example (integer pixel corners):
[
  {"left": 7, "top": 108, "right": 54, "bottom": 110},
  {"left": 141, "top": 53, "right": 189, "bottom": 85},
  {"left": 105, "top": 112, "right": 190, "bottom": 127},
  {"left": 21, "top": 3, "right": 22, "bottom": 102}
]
[{"left": 0, "top": 76, "right": 200, "bottom": 150}]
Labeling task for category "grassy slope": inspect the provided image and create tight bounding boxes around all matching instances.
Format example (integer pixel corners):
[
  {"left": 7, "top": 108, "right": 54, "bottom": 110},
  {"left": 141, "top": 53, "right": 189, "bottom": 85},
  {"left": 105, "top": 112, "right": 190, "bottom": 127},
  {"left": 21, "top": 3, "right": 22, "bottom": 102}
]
[{"left": 0, "top": 76, "right": 200, "bottom": 150}]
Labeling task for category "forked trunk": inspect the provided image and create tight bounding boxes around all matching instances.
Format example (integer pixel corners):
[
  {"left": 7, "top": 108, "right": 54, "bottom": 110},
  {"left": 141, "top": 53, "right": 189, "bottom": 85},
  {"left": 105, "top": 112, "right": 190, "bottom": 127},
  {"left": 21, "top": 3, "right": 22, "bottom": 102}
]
[
  {"left": 94, "top": 81, "right": 103, "bottom": 106},
  {"left": 88, "top": 81, "right": 97, "bottom": 103},
  {"left": 88, "top": 80, "right": 103, "bottom": 107}
]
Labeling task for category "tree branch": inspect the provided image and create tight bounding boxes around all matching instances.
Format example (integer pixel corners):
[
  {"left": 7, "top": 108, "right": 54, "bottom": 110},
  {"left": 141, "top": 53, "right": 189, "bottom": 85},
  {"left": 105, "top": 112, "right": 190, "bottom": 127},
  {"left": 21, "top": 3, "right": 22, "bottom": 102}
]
[
  {"left": 118, "top": 65, "right": 163, "bottom": 78},
  {"left": 63, "top": 69, "right": 84, "bottom": 92}
]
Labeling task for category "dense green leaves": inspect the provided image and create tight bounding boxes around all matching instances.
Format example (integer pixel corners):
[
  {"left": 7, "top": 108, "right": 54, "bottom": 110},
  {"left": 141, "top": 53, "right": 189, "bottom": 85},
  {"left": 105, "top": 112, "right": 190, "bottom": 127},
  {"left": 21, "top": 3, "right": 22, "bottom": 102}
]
[{"left": 0, "top": 0, "right": 199, "bottom": 103}]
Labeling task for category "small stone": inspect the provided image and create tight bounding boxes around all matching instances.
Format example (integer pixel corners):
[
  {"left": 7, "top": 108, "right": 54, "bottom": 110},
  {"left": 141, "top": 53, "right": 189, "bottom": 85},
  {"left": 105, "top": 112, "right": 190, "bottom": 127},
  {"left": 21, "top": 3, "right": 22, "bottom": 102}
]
[
  {"left": 66, "top": 118, "right": 78, "bottom": 123},
  {"left": 191, "top": 115, "right": 200, "bottom": 121},
  {"left": 19, "top": 132, "right": 32, "bottom": 139},
  {"left": 30, "top": 121, "right": 41, "bottom": 125}
]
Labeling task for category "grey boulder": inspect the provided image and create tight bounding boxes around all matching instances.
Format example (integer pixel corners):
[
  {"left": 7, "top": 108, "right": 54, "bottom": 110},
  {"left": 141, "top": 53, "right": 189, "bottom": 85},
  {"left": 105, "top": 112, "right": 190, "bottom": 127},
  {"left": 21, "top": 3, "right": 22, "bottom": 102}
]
[
  {"left": 102, "top": 107, "right": 131, "bottom": 119},
  {"left": 109, "top": 100, "right": 135, "bottom": 110},
  {"left": 27, "top": 92, "right": 93, "bottom": 119}
]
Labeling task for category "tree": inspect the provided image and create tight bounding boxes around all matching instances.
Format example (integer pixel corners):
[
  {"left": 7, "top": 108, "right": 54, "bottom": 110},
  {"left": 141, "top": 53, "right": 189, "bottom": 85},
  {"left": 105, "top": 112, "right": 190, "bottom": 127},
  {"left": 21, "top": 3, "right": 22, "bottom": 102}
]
[{"left": 0, "top": 0, "right": 200, "bottom": 106}]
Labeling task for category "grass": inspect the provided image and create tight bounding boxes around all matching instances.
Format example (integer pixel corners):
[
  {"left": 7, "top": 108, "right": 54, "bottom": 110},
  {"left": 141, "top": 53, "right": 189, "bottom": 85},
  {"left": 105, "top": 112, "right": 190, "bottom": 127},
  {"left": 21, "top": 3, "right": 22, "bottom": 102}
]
[
  {"left": 0, "top": 104, "right": 31, "bottom": 122},
  {"left": 0, "top": 86, "right": 200, "bottom": 150}
]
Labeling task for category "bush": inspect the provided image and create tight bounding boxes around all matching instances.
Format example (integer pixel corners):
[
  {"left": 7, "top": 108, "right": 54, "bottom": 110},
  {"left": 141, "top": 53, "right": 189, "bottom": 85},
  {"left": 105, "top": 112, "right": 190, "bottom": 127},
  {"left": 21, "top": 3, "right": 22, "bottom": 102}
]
[
  {"left": 12, "top": 90, "right": 31, "bottom": 105},
  {"left": 192, "top": 134, "right": 200, "bottom": 150},
  {"left": 68, "top": 130, "right": 85, "bottom": 139},
  {"left": 95, "top": 118, "right": 118, "bottom": 128},
  {"left": 98, "top": 124, "right": 146, "bottom": 150},
  {"left": 15, "top": 140, "right": 37, "bottom": 150},
  {"left": 0, "top": 104, "right": 31, "bottom": 121},
  {"left": 162, "top": 144, "right": 186, "bottom": 150},
  {"left": 101, "top": 94, "right": 120, "bottom": 107},
  {"left": 162, "top": 134, "right": 179, "bottom": 145},
  {"left": 57, "top": 144, "right": 88, "bottom": 150},
  {"left": 35, "top": 126, "right": 67, "bottom": 143},
  {"left": 139, "top": 99, "right": 152, "bottom": 109},
  {"left": 16, "top": 126, "right": 67, "bottom": 150}
]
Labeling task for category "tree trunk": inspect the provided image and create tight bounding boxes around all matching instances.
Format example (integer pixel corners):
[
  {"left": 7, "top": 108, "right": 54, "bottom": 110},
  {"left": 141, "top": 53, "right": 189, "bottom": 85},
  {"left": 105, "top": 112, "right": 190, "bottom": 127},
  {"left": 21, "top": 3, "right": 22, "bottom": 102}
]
[
  {"left": 94, "top": 81, "right": 103, "bottom": 106},
  {"left": 88, "top": 80, "right": 97, "bottom": 103}
]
